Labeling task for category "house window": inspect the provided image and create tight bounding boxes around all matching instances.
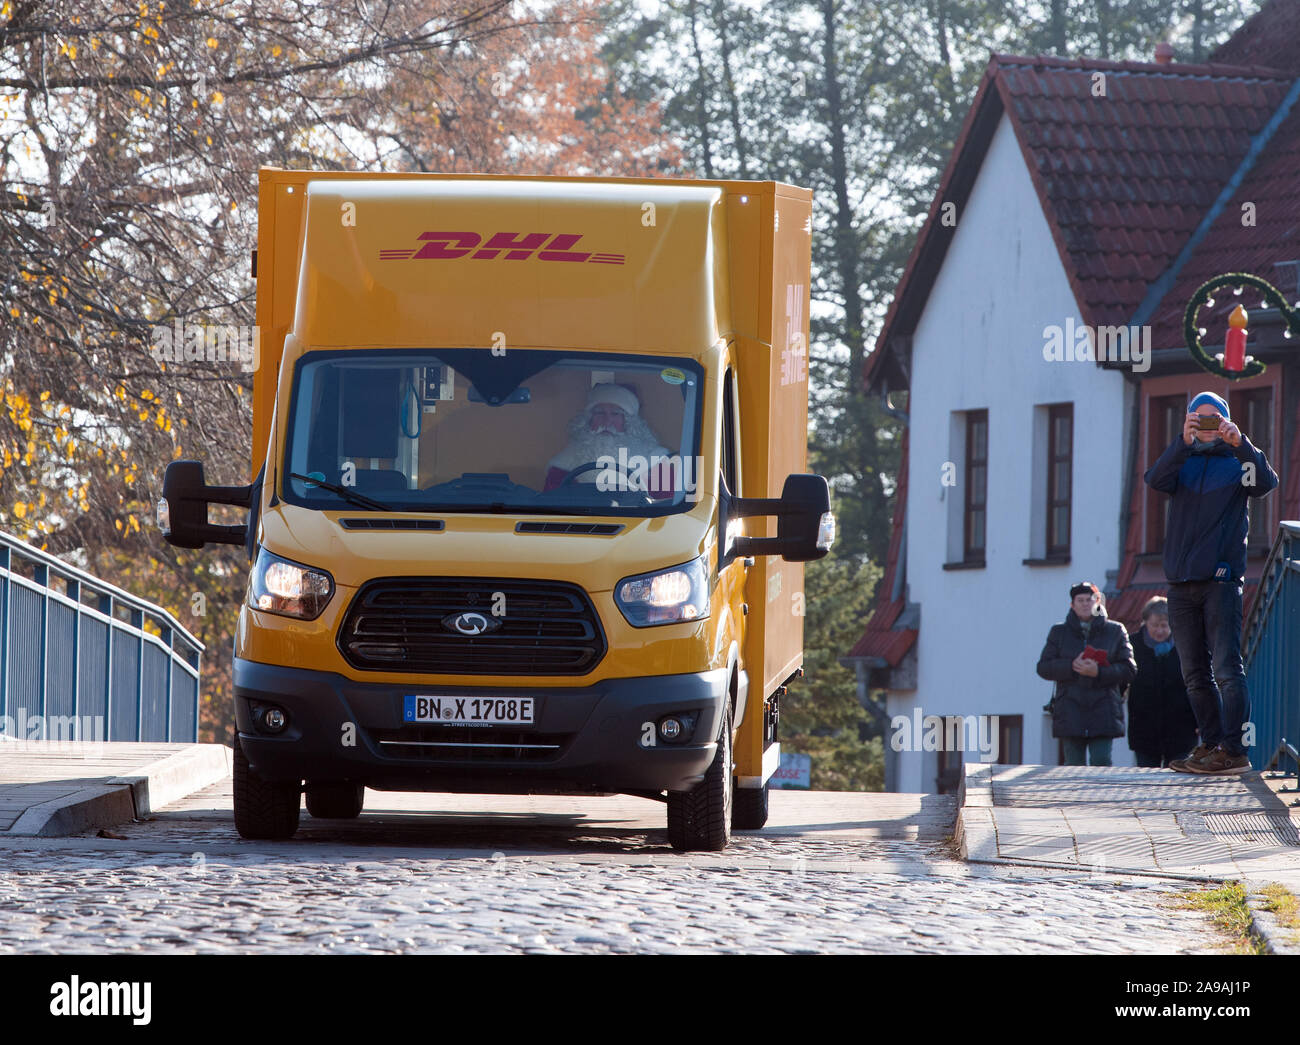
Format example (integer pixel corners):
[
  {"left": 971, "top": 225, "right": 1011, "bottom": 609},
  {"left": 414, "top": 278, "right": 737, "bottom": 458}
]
[
  {"left": 1146, "top": 395, "right": 1186, "bottom": 553},
  {"left": 1046, "top": 405, "right": 1072, "bottom": 557},
  {"left": 934, "top": 714, "right": 1021, "bottom": 793},
  {"left": 964, "top": 410, "right": 988, "bottom": 562},
  {"left": 936, "top": 746, "right": 962, "bottom": 795},
  {"left": 1230, "top": 387, "right": 1273, "bottom": 551},
  {"left": 997, "top": 715, "right": 1023, "bottom": 764}
]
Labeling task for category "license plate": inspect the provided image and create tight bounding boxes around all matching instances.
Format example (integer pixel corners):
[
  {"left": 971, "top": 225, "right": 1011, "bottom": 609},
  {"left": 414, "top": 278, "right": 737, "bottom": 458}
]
[{"left": 403, "top": 694, "right": 535, "bottom": 726}]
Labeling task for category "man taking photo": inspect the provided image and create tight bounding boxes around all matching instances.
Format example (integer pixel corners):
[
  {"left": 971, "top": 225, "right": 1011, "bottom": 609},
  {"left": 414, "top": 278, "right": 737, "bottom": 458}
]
[{"left": 1143, "top": 391, "right": 1277, "bottom": 775}]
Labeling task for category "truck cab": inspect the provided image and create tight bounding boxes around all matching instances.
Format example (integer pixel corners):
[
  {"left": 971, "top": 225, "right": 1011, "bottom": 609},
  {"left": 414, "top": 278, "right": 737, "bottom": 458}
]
[{"left": 159, "top": 171, "right": 833, "bottom": 851}]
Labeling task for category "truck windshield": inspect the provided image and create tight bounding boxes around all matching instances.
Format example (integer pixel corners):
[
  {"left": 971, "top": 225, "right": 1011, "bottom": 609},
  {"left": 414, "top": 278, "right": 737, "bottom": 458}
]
[{"left": 282, "top": 349, "right": 705, "bottom": 516}]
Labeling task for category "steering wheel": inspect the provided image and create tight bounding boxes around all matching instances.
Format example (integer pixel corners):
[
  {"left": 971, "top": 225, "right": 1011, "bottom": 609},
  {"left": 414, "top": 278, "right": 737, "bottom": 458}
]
[
  {"left": 557, "top": 459, "right": 655, "bottom": 503},
  {"left": 558, "top": 460, "right": 620, "bottom": 486}
]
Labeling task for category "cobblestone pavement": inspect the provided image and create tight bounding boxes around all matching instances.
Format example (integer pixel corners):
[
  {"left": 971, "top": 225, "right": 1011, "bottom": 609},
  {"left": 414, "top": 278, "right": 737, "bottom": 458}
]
[{"left": 0, "top": 783, "right": 1230, "bottom": 954}]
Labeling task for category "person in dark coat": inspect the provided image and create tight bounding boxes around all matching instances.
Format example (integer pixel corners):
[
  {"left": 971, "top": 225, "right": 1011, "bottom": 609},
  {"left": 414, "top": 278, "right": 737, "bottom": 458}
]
[
  {"left": 1144, "top": 390, "right": 1277, "bottom": 775},
  {"left": 1127, "top": 596, "right": 1197, "bottom": 768},
  {"left": 1036, "top": 581, "right": 1137, "bottom": 766}
]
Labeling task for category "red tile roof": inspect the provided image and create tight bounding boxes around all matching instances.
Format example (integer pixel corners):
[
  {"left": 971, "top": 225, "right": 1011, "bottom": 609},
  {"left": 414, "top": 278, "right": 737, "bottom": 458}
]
[
  {"left": 863, "top": 53, "right": 1295, "bottom": 391},
  {"left": 998, "top": 56, "right": 1293, "bottom": 332},
  {"left": 1209, "top": 0, "right": 1300, "bottom": 75},
  {"left": 1107, "top": 586, "right": 1166, "bottom": 629},
  {"left": 1144, "top": 98, "right": 1300, "bottom": 349}
]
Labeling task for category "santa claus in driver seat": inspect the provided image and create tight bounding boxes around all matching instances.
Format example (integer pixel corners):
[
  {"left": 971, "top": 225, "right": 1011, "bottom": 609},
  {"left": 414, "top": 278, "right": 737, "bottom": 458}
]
[{"left": 543, "top": 383, "right": 676, "bottom": 499}]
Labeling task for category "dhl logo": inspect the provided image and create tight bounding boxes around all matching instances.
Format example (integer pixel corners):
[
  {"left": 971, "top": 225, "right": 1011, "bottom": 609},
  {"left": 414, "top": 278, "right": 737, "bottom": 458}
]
[{"left": 379, "top": 232, "right": 625, "bottom": 265}]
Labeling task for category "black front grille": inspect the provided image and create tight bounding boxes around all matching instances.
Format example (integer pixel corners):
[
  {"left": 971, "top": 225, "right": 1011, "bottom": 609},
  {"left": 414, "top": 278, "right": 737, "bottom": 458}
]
[
  {"left": 338, "top": 577, "right": 606, "bottom": 675},
  {"left": 370, "top": 725, "right": 572, "bottom": 763}
]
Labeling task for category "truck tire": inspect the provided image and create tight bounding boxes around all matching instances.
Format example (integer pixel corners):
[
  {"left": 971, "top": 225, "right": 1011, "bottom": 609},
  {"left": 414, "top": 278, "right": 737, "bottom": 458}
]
[
  {"left": 732, "top": 782, "right": 769, "bottom": 830},
  {"left": 232, "top": 741, "right": 301, "bottom": 840},
  {"left": 666, "top": 703, "right": 733, "bottom": 852},
  {"left": 305, "top": 782, "right": 365, "bottom": 820}
]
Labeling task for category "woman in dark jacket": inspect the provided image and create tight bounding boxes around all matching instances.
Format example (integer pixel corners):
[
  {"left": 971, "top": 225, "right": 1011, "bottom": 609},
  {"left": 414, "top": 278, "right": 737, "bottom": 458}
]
[
  {"left": 1036, "top": 582, "right": 1137, "bottom": 766},
  {"left": 1127, "top": 596, "right": 1197, "bottom": 767}
]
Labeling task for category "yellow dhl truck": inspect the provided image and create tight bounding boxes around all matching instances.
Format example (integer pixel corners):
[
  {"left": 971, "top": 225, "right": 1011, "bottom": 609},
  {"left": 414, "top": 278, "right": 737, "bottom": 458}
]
[{"left": 159, "top": 169, "right": 834, "bottom": 851}]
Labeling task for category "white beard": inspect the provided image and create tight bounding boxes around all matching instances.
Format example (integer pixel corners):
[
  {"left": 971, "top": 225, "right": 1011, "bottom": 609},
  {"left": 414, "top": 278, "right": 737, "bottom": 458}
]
[{"left": 549, "top": 415, "right": 670, "bottom": 475}]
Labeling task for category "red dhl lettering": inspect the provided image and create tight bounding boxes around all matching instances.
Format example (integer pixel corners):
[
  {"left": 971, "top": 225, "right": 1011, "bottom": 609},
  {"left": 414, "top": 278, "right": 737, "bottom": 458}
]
[{"left": 379, "top": 232, "right": 624, "bottom": 265}]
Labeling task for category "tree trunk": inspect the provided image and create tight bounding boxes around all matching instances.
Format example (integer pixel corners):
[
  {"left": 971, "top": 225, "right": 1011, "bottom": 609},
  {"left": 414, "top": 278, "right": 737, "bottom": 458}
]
[
  {"left": 1095, "top": 0, "right": 1111, "bottom": 59},
  {"left": 711, "top": 0, "right": 750, "bottom": 178},
  {"left": 820, "top": 0, "right": 865, "bottom": 380},
  {"left": 687, "top": 0, "right": 716, "bottom": 178},
  {"left": 930, "top": 0, "right": 957, "bottom": 118},
  {"left": 1049, "top": 0, "right": 1068, "bottom": 54}
]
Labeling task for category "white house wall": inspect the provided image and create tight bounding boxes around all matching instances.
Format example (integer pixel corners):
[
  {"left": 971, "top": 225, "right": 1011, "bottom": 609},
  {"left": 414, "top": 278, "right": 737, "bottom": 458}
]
[{"left": 896, "top": 113, "right": 1131, "bottom": 793}]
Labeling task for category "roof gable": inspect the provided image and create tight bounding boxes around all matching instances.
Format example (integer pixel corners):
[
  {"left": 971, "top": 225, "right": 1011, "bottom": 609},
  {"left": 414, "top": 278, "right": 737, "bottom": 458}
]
[{"left": 865, "top": 53, "right": 1296, "bottom": 391}]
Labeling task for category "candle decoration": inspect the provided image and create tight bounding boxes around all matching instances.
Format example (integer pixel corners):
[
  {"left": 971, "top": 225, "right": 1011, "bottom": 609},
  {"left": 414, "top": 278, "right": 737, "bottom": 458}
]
[{"left": 1182, "top": 272, "right": 1300, "bottom": 379}]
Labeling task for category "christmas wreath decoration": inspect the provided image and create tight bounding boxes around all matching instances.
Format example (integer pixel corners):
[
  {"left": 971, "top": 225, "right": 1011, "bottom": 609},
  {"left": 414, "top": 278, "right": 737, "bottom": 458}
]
[{"left": 1182, "top": 272, "right": 1298, "bottom": 380}]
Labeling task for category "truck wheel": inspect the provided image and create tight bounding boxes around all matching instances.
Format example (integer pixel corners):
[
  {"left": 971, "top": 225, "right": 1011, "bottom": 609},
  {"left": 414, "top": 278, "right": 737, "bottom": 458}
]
[
  {"left": 732, "top": 782, "right": 769, "bottom": 830},
  {"left": 667, "top": 703, "right": 733, "bottom": 852},
  {"left": 305, "top": 782, "right": 365, "bottom": 820},
  {"left": 232, "top": 741, "right": 301, "bottom": 840}
]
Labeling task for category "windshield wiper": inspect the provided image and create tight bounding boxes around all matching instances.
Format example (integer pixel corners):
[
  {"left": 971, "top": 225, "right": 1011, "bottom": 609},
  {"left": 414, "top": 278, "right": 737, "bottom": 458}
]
[{"left": 287, "top": 472, "right": 394, "bottom": 512}]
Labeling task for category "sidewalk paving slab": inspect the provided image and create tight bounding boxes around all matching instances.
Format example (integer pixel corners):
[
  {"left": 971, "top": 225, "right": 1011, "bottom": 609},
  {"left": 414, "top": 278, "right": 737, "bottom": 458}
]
[
  {"left": 0, "top": 741, "right": 231, "bottom": 837},
  {"left": 957, "top": 762, "right": 1300, "bottom": 953}
]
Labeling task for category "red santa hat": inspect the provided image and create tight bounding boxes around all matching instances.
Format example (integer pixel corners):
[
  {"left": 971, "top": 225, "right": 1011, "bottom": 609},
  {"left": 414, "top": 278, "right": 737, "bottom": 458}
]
[{"left": 587, "top": 383, "right": 639, "bottom": 417}]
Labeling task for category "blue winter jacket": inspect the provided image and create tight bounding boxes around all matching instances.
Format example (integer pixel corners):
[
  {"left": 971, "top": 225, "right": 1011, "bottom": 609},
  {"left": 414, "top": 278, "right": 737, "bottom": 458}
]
[{"left": 1143, "top": 435, "right": 1277, "bottom": 584}]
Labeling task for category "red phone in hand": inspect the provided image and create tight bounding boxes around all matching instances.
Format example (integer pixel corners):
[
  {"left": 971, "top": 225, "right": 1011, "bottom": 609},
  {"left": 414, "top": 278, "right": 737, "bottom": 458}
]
[{"left": 1081, "top": 646, "right": 1109, "bottom": 666}]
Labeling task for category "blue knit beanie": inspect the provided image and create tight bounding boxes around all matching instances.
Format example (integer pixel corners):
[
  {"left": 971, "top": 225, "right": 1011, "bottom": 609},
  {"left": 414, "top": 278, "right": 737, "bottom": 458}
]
[{"left": 1189, "top": 391, "right": 1229, "bottom": 419}]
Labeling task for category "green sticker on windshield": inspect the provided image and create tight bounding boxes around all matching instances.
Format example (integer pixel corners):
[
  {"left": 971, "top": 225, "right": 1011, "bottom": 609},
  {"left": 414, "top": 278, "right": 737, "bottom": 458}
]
[{"left": 661, "top": 367, "right": 685, "bottom": 385}]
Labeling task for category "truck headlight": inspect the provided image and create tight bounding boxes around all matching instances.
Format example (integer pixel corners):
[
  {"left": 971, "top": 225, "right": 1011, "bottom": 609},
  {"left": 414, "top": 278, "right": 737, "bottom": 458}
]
[
  {"left": 615, "top": 555, "right": 710, "bottom": 627},
  {"left": 247, "top": 548, "right": 334, "bottom": 620}
]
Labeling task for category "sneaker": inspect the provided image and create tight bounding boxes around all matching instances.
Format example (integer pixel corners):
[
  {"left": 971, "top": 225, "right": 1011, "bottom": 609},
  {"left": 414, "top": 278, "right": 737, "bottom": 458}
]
[
  {"left": 1186, "top": 746, "right": 1251, "bottom": 775},
  {"left": 1169, "top": 744, "right": 1215, "bottom": 773}
]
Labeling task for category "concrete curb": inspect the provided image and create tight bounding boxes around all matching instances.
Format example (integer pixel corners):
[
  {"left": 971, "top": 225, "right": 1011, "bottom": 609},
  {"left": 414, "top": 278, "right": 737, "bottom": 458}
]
[
  {"left": 4, "top": 743, "right": 232, "bottom": 837},
  {"left": 1246, "top": 886, "right": 1300, "bottom": 955},
  {"left": 107, "top": 743, "right": 232, "bottom": 818},
  {"left": 7, "top": 785, "right": 137, "bottom": 837},
  {"left": 955, "top": 763, "right": 996, "bottom": 860}
]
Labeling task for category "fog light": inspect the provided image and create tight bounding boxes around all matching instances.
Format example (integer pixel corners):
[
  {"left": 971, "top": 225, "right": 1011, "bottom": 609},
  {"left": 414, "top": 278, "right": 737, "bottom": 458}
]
[
  {"left": 659, "top": 717, "right": 683, "bottom": 741},
  {"left": 262, "top": 707, "right": 287, "bottom": 733}
]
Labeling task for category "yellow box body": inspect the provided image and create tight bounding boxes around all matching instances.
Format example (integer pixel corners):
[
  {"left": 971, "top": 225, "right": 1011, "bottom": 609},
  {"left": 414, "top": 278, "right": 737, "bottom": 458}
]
[{"left": 243, "top": 169, "right": 813, "bottom": 789}]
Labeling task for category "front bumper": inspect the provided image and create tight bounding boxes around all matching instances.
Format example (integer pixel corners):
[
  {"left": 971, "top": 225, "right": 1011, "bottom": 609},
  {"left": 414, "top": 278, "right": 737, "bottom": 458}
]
[{"left": 234, "top": 658, "right": 728, "bottom": 794}]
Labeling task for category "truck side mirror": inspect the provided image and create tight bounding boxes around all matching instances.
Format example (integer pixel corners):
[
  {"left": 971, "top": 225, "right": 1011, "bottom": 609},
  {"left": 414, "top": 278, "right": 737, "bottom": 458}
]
[
  {"left": 158, "top": 460, "right": 256, "bottom": 549},
  {"left": 730, "top": 473, "right": 835, "bottom": 562}
]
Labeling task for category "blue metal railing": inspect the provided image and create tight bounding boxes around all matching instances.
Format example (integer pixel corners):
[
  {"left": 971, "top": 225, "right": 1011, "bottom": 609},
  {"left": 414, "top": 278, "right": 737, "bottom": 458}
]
[
  {"left": 1242, "top": 520, "right": 1300, "bottom": 772},
  {"left": 0, "top": 530, "right": 204, "bottom": 742}
]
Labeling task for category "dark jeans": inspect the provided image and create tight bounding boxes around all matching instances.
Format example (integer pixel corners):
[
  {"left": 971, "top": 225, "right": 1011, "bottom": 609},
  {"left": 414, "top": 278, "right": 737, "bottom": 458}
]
[
  {"left": 1167, "top": 580, "right": 1250, "bottom": 757},
  {"left": 1132, "top": 741, "right": 1195, "bottom": 769},
  {"left": 1063, "top": 737, "right": 1113, "bottom": 766}
]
